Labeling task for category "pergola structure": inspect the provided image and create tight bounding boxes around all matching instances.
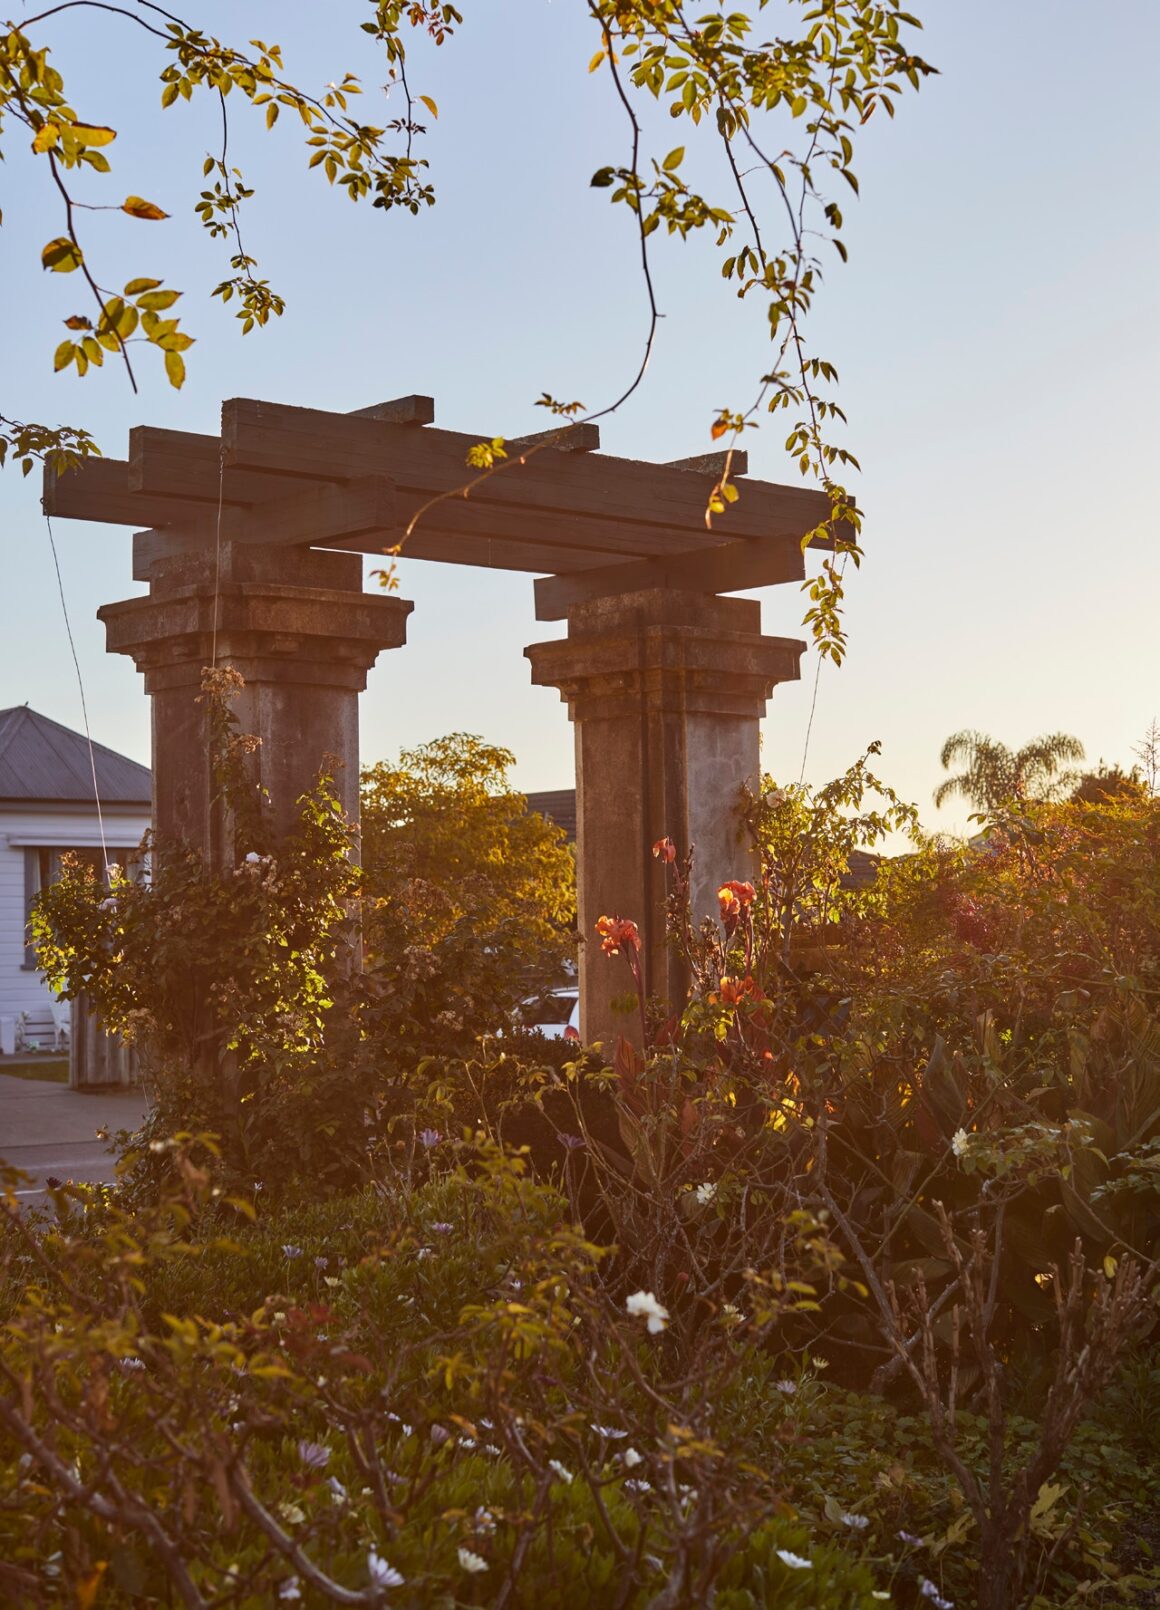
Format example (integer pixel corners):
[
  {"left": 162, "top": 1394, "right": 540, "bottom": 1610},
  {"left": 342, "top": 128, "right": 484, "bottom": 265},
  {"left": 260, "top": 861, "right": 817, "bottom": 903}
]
[{"left": 45, "top": 395, "right": 826, "bottom": 1044}]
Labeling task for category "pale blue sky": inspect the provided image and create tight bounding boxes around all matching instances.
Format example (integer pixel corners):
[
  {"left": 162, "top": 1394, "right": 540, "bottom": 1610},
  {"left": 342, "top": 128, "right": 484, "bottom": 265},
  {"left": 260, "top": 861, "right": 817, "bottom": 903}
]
[{"left": 1, "top": 1, "right": 1155, "bottom": 836}]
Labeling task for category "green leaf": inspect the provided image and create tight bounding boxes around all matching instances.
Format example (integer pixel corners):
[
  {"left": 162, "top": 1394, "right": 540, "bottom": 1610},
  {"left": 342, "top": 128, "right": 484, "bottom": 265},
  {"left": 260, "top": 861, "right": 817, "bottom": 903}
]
[
  {"left": 663, "top": 145, "right": 685, "bottom": 170},
  {"left": 41, "top": 236, "right": 83, "bottom": 273},
  {"left": 53, "top": 340, "right": 76, "bottom": 373},
  {"left": 137, "top": 289, "right": 181, "bottom": 311},
  {"left": 124, "top": 277, "right": 162, "bottom": 295}
]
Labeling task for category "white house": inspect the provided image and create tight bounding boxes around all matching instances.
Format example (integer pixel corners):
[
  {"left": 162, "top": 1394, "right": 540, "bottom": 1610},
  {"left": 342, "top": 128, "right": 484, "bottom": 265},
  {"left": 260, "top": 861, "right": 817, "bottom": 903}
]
[{"left": 0, "top": 706, "right": 150, "bottom": 1053}]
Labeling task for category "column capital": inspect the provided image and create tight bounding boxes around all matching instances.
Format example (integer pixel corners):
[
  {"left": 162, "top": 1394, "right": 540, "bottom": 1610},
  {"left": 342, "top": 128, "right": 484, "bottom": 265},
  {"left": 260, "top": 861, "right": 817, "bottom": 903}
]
[
  {"left": 525, "top": 588, "right": 803, "bottom": 721},
  {"left": 99, "top": 542, "right": 411, "bottom": 695}
]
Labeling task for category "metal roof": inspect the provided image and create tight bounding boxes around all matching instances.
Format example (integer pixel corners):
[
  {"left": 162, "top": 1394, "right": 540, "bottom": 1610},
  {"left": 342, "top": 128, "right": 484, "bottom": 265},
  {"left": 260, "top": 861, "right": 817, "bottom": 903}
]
[
  {"left": 0, "top": 706, "right": 151, "bottom": 805},
  {"left": 525, "top": 789, "right": 577, "bottom": 842}
]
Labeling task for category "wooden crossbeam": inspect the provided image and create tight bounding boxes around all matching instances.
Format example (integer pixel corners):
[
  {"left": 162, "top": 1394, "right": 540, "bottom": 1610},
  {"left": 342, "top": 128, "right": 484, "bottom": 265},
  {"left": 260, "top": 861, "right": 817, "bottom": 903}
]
[
  {"left": 665, "top": 449, "right": 749, "bottom": 476},
  {"left": 221, "top": 399, "right": 829, "bottom": 543},
  {"left": 128, "top": 427, "right": 302, "bottom": 506},
  {"left": 348, "top": 395, "right": 435, "bottom": 424},
  {"left": 533, "top": 533, "right": 805, "bottom": 620},
  {"left": 44, "top": 457, "right": 198, "bottom": 528},
  {"left": 510, "top": 422, "right": 600, "bottom": 453}
]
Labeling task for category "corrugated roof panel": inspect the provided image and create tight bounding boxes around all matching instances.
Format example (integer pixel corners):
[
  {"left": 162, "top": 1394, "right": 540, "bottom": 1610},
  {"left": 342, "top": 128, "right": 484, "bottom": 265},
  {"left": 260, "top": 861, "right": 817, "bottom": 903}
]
[{"left": 0, "top": 706, "right": 151, "bottom": 804}]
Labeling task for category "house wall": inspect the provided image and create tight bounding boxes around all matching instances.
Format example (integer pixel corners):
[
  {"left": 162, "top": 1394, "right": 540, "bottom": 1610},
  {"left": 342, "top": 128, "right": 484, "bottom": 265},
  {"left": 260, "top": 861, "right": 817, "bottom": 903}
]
[{"left": 0, "top": 804, "right": 149, "bottom": 1029}]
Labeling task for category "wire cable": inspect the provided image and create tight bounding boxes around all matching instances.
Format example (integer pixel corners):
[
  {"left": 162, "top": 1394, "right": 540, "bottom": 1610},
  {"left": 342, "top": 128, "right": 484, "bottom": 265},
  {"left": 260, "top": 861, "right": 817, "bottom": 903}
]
[{"left": 44, "top": 512, "right": 109, "bottom": 873}]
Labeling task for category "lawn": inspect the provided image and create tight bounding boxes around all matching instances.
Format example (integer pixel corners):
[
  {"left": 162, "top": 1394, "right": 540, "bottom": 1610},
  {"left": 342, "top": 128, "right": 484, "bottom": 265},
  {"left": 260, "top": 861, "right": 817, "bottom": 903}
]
[{"left": 0, "top": 1056, "right": 69, "bottom": 1083}]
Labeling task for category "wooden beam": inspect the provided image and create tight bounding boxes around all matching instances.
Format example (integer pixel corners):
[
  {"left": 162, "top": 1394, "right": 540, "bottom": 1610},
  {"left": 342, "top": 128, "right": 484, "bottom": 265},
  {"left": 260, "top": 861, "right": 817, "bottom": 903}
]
[
  {"left": 348, "top": 395, "right": 435, "bottom": 425},
  {"left": 43, "top": 456, "right": 201, "bottom": 529},
  {"left": 533, "top": 533, "right": 805, "bottom": 621},
  {"left": 127, "top": 425, "right": 730, "bottom": 561},
  {"left": 510, "top": 422, "right": 600, "bottom": 453},
  {"left": 128, "top": 427, "right": 305, "bottom": 507},
  {"left": 665, "top": 449, "right": 749, "bottom": 476},
  {"left": 133, "top": 516, "right": 608, "bottom": 583},
  {"left": 221, "top": 398, "right": 830, "bottom": 544}
]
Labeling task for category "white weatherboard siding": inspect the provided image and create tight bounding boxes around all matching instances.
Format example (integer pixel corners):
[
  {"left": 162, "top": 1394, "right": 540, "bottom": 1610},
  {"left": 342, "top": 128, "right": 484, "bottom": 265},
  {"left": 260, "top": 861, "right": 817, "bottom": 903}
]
[{"left": 0, "top": 804, "right": 148, "bottom": 1024}]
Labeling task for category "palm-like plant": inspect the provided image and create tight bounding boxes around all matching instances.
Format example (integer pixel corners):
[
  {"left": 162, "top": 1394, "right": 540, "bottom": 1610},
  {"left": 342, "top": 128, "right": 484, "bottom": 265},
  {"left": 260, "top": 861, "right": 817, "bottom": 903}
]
[{"left": 934, "top": 730, "right": 1086, "bottom": 812}]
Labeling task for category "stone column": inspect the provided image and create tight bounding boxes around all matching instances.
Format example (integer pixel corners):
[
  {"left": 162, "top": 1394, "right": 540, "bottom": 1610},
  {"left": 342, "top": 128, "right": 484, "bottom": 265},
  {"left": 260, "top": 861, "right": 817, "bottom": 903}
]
[
  {"left": 527, "top": 589, "right": 802, "bottom": 1047},
  {"left": 99, "top": 544, "right": 411, "bottom": 862}
]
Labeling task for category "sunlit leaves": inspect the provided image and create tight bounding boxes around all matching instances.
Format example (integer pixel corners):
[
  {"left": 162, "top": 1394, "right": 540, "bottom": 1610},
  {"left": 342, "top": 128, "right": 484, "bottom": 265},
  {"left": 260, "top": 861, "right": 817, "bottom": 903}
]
[
  {"left": 122, "top": 195, "right": 169, "bottom": 220},
  {"left": 41, "top": 236, "right": 82, "bottom": 273}
]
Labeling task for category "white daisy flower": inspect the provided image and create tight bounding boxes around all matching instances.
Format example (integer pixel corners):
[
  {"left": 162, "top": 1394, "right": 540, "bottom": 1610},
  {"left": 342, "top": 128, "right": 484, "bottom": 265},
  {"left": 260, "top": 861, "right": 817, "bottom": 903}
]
[
  {"left": 776, "top": 1549, "right": 812, "bottom": 1570},
  {"left": 367, "top": 1551, "right": 404, "bottom": 1589},
  {"left": 625, "top": 1290, "right": 669, "bottom": 1334},
  {"left": 458, "top": 1547, "right": 489, "bottom": 1574}
]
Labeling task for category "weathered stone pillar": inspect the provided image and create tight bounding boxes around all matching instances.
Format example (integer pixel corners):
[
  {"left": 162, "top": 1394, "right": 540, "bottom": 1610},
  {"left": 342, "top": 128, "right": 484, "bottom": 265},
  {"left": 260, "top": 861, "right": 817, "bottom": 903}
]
[
  {"left": 99, "top": 544, "right": 411, "bottom": 862},
  {"left": 527, "top": 590, "right": 802, "bottom": 1047}
]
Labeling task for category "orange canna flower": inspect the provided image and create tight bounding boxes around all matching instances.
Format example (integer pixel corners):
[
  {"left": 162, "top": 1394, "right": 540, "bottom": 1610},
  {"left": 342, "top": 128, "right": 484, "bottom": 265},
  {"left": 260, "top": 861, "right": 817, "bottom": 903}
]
[
  {"left": 717, "top": 974, "right": 761, "bottom": 1006},
  {"left": 595, "top": 914, "right": 642, "bottom": 957},
  {"left": 652, "top": 836, "right": 677, "bottom": 864},
  {"left": 717, "top": 880, "right": 756, "bottom": 923}
]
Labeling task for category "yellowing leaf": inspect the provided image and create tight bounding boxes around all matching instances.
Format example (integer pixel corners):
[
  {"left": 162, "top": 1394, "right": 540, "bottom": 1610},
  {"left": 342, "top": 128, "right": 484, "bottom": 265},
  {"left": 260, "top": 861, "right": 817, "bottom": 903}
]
[
  {"left": 418, "top": 93, "right": 438, "bottom": 120},
  {"left": 663, "top": 145, "right": 685, "bottom": 171},
  {"left": 53, "top": 340, "right": 76, "bottom": 373},
  {"left": 32, "top": 121, "right": 60, "bottom": 154},
  {"left": 122, "top": 195, "right": 169, "bottom": 221},
  {"left": 164, "top": 349, "right": 186, "bottom": 389},
  {"left": 76, "top": 1562, "right": 108, "bottom": 1610},
  {"left": 588, "top": 48, "right": 606, "bottom": 72},
  {"left": 710, "top": 420, "right": 728, "bottom": 440},
  {"left": 41, "top": 236, "right": 83, "bottom": 273},
  {"left": 71, "top": 123, "right": 117, "bottom": 147},
  {"left": 124, "top": 277, "right": 162, "bottom": 295}
]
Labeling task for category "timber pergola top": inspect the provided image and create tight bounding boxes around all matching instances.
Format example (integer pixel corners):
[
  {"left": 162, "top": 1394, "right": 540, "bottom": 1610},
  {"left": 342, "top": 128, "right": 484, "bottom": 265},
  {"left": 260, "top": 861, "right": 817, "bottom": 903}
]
[{"left": 43, "top": 394, "right": 832, "bottom": 621}]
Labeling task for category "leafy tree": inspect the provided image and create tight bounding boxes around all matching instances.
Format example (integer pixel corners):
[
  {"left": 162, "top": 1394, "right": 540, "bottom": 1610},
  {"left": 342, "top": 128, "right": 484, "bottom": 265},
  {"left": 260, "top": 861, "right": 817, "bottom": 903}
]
[
  {"left": 933, "top": 729, "right": 1085, "bottom": 813},
  {"left": 1, "top": 1, "right": 934, "bottom": 659},
  {"left": 360, "top": 733, "right": 576, "bottom": 1049},
  {"left": 1070, "top": 763, "right": 1149, "bottom": 806}
]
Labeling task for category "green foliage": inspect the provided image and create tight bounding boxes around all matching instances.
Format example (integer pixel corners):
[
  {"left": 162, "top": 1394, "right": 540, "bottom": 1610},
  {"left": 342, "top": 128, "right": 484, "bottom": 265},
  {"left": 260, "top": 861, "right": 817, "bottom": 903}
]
[
  {"left": 0, "top": 1141, "right": 888, "bottom": 1609},
  {"left": 360, "top": 732, "right": 576, "bottom": 1061},
  {"left": 18, "top": 737, "right": 1160, "bottom": 1607},
  {"left": 32, "top": 669, "right": 364, "bottom": 1182}
]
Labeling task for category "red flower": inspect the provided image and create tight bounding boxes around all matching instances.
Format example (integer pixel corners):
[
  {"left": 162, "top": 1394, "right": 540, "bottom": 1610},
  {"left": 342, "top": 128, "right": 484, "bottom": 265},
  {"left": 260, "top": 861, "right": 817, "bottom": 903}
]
[
  {"left": 652, "top": 836, "right": 677, "bottom": 864},
  {"left": 596, "top": 915, "right": 641, "bottom": 957},
  {"left": 716, "top": 974, "right": 761, "bottom": 1006},
  {"left": 717, "top": 880, "right": 756, "bottom": 924}
]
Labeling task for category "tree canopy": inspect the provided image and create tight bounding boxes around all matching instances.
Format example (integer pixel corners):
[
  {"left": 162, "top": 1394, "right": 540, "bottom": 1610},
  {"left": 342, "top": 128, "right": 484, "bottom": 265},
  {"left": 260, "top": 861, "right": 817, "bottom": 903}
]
[{"left": 933, "top": 729, "right": 1085, "bottom": 813}]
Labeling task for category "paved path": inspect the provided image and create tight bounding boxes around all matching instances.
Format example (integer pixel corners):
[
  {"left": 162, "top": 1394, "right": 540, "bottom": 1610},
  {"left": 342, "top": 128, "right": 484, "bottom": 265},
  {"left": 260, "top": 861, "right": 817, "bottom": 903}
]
[{"left": 0, "top": 1074, "right": 149, "bottom": 1202}]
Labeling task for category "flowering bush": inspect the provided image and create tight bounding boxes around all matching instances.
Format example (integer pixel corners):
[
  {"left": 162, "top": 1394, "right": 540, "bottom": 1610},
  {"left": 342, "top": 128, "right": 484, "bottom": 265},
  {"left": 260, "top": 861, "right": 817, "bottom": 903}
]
[{"left": 18, "top": 724, "right": 1160, "bottom": 1608}]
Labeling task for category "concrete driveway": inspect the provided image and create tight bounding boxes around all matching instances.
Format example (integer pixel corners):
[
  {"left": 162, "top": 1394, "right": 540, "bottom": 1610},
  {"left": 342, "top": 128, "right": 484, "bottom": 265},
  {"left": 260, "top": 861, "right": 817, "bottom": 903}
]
[{"left": 0, "top": 1074, "right": 149, "bottom": 1204}]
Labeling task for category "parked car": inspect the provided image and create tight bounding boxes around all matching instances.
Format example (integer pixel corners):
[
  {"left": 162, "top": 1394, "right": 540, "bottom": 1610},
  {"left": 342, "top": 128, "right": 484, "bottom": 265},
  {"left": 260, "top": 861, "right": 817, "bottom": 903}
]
[{"left": 519, "top": 988, "right": 580, "bottom": 1041}]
